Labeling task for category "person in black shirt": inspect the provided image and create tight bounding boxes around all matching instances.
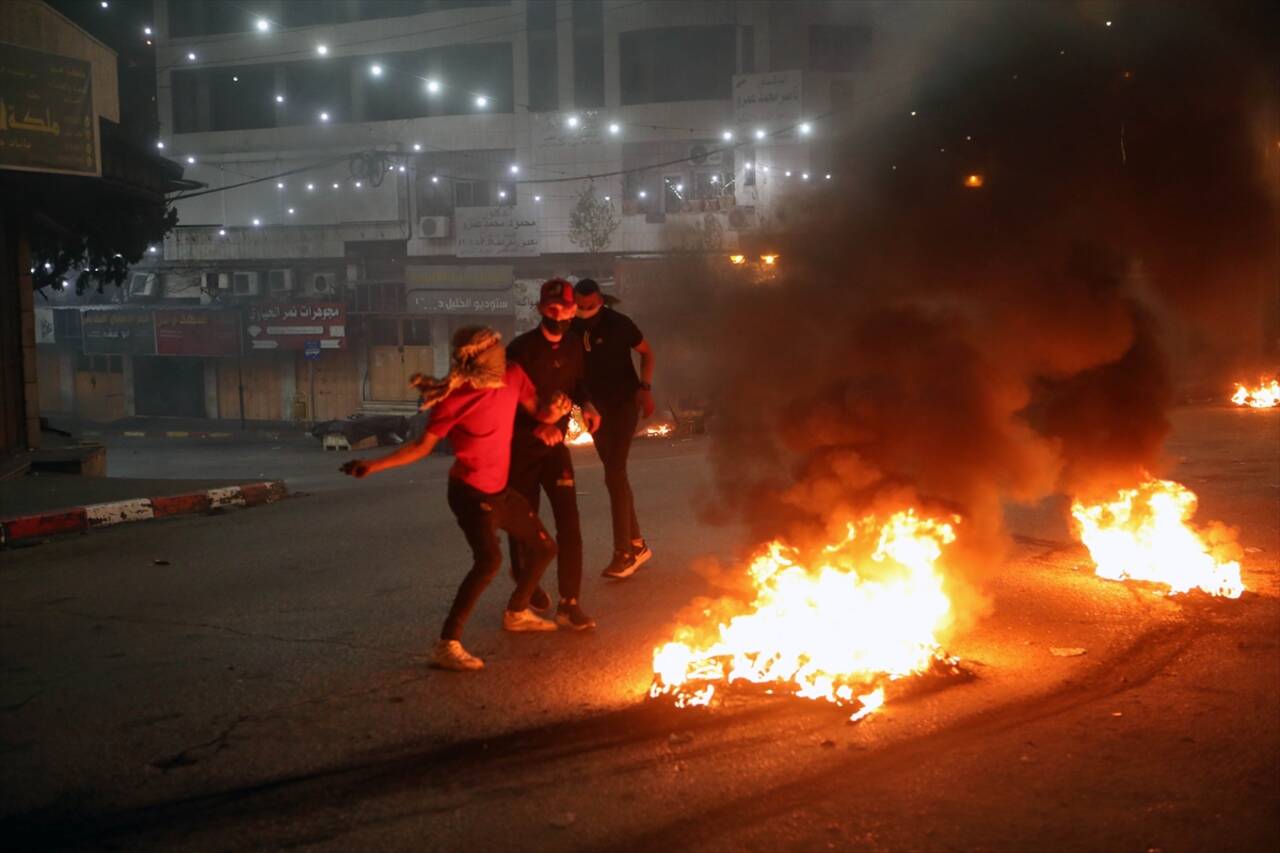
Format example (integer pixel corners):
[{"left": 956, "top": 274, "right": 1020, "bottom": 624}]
[
  {"left": 505, "top": 278, "right": 601, "bottom": 630},
  {"left": 572, "top": 279, "right": 656, "bottom": 579}
]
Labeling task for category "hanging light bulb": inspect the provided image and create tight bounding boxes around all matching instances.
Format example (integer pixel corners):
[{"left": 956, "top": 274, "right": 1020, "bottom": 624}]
[
  {"left": 754, "top": 128, "right": 766, "bottom": 140},
  {"left": 566, "top": 115, "right": 580, "bottom": 129},
  {"left": 412, "top": 142, "right": 422, "bottom": 151},
  {"left": 275, "top": 94, "right": 285, "bottom": 103},
  {"left": 798, "top": 122, "right": 812, "bottom": 135},
  {"left": 722, "top": 130, "right": 733, "bottom": 141},
  {"left": 318, "top": 111, "right": 330, "bottom": 122},
  {"left": 251, "top": 217, "right": 261, "bottom": 226},
  {"left": 255, "top": 18, "right": 270, "bottom": 32},
  {"left": 426, "top": 79, "right": 441, "bottom": 94},
  {"left": 370, "top": 63, "right": 383, "bottom": 77},
  {"left": 475, "top": 94, "right": 489, "bottom": 108},
  {"left": 608, "top": 122, "right": 620, "bottom": 135},
  {"left": 316, "top": 44, "right": 329, "bottom": 56}
]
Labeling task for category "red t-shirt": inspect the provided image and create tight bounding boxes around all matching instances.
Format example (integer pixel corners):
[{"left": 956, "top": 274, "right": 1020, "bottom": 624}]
[{"left": 426, "top": 363, "right": 533, "bottom": 494}]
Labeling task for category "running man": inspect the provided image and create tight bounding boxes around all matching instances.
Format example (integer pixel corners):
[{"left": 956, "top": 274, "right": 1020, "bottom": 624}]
[
  {"left": 341, "top": 326, "right": 570, "bottom": 671},
  {"left": 506, "top": 279, "right": 601, "bottom": 630},
  {"left": 572, "top": 279, "right": 655, "bottom": 579}
]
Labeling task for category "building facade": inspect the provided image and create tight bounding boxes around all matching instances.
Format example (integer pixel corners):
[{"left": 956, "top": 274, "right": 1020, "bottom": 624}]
[{"left": 40, "top": 0, "right": 938, "bottom": 424}]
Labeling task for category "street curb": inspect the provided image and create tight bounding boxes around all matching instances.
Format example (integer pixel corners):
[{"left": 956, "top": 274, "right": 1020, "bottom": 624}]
[
  {"left": 0, "top": 481, "right": 288, "bottom": 547},
  {"left": 84, "top": 430, "right": 293, "bottom": 441}
]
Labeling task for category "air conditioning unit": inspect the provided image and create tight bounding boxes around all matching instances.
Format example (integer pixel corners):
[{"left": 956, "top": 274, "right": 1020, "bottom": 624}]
[
  {"left": 307, "top": 272, "right": 335, "bottom": 296},
  {"left": 267, "top": 269, "right": 295, "bottom": 295},
  {"left": 727, "top": 205, "right": 758, "bottom": 231},
  {"left": 419, "top": 216, "right": 452, "bottom": 238},
  {"left": 127, "top": 272, "right": 157, "bottom": 298},
  {"left": 232, "top": 271, "right": 260, "bottom": 296}
]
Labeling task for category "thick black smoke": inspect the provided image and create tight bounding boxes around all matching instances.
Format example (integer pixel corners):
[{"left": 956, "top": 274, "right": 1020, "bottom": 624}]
[{"left": 695, "top": 2, "right": 1278, "bottom": 575}]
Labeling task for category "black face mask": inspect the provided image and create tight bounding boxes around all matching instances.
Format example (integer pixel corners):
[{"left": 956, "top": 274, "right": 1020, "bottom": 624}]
[{"left": 542, "top": 316, "right": 571, "bottom": 335}]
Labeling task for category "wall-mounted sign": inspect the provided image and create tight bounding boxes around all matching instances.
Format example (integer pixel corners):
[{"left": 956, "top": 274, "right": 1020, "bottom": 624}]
[
  {"left": 456, "top": 205, "right": 540, "bottom": 258},
  {"left": 732, "top": 70, "right": 803, "bottom": 130},
  {"left": 245, "top": 302, "right": 346, "bottom": 350},
  {"left": 0, "top": 42, "right": 98, "bottom": 176},
  {"left": 407, "top": 288, "right": 514, "bottom": 314},
  {"left": 155, "top": 310, "right": 240, "bottom": 356},
  {"left": 82, "top": 309, "right": 155, "bottom": 354}
]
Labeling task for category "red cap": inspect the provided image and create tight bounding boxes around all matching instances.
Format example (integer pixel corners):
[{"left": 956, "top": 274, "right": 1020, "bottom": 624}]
[{"left": 538, "top": 278, "right": 575, "bottom": 310}]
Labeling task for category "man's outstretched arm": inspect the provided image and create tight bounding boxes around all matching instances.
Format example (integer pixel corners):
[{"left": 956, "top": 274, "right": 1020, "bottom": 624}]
[{"left": 341, "top": 431, "right": 441, "bottom": 478}]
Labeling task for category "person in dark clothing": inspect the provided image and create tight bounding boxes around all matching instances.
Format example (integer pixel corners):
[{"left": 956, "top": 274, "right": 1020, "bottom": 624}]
[
  {"left": 572, "top": 279, "right": 656, "bottom": 579},
  {"left": 506, "top": 279, "right": 602, "bottom": 630},
  {"left": 341, "top": 326, "right": 570, "bottom": 671}
]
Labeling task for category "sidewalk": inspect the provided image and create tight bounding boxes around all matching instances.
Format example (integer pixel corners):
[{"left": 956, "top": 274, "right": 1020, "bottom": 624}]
[
  {"left": 45, "top": 415, "right": 312, "bottom": 443},
  {"left": 0, "top": 473, "right": 288, "bottom": 547}
]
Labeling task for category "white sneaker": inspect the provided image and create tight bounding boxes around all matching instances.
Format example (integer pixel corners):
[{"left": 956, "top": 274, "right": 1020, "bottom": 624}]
[
  {"left": 503, "top": 608, "right": 558, "bottom": 632},
  {"left": 431, "top": 639, "right": 484, "bottom": 671}
]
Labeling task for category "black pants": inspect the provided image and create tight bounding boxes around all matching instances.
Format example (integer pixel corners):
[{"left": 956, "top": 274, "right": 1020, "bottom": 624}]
[
  {"left": 507, "top": 439, "right": 583, "bottom": 600},
  {"left": 443, "top": 479, "right": 556, "bottom": 641},
  {"left": 593, "top": 400, "right": 642, "bottom": 552}
]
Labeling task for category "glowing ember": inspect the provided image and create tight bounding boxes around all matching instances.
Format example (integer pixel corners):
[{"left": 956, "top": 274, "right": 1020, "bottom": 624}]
[
  {"left": 1071, "top": 477, "right": 1244, "bottom": 598},
  {"left": 650, "top": 509, "right": 958, "bottom": 721},
  {"left": 642, "top": 422, "right": 674, "bottom": 438},
  {"left": 1231, "top": 378, "right": 1280, "bottom": 408}
]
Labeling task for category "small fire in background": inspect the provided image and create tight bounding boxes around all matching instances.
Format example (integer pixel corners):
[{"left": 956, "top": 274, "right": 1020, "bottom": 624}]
[
  {"left": 1231, "top": 378, "right": 1280, "bottom": 409},
  {"left": 564, "top": 408, "right": 675, "bottom": 444},
  {"left": 1070, "top": 477, "right": 1244, "bottom": 598},
  {"left": 650, "top": 509, "right": 959, "bottom": 722}
]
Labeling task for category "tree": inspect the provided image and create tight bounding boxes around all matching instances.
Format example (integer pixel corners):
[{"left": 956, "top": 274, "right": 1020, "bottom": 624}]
[{"left": 567, "top": 183, "right": 619, "bottom": 255}]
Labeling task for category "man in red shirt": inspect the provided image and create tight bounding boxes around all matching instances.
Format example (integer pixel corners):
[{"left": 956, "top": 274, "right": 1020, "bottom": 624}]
[{"left": 341, "top": 326, "right": 569, "bottom": 671}]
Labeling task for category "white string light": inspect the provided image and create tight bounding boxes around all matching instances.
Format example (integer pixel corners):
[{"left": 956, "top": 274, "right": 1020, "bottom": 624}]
[
  {"left": 143, "top": 26, "right": 152, "bottom": 36},
  {"left": 412, "top": 143, "right": 422, "bottom": 151},
  {"left": 275, "top": 94, "right": 285, "bottom": 103},
  {"left": 316, "top": 44, "right": 329, "bottom": 56},
  {"left": 798, "top": 122, "right": 812, "bottom": 135},
  {"left": 255, "top": 18, "right": 270, "bottom": 33},
  {"left": 370, "top": 64, "right": 383, "bottom": 77},
  {"left": 218, "top": 228, "right": 226, "bottom": 236},
  {"left": 608, "top": 122, "right": 621, "bottom": 135},
  {"left": 566, "top": 115, "right": 580, "bottom": 128},
  {"left": 319, "top": 111, "right": 330, "bottom": 122},
  {"left": 426, "top": 79, "right": 441, "bottom": 94},
  {"left": 509, "top": 163, "right": 519, "bottom": 174},
  {"left": 187, "top": 52, "right": 197, "bottom": 62},
  {"left": 475, "top": 95, "right": 488, "bottom": 108},
  {"left": 276, "top": 181, "right": 284, "bottom": 189},
  {"left": 251, "top": 217, "right": 261, "bottom": 226},
  {"left": 155, "top": 140, "right": 164, "bottom": 150},
  {"left": 287, "top": 207, "right": 295, "bottom": 214},
  {"left": 721, "top": 130, "right": 733, "bottom": 141}
]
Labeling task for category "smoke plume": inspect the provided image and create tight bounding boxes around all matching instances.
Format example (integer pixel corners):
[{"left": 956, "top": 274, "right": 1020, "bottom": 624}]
[{"left": 695, "top": 2, "right": 1277, "bottom": 578}]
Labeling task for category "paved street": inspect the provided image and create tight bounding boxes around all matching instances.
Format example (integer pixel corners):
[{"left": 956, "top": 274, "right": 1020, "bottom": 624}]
[{"left": 2, "top": 407, "right": 1277, "bottom": 851}]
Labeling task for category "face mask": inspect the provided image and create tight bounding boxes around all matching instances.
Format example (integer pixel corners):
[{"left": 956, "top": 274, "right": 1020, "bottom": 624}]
[{"left": 542, "top": 316, "right": 571, "bottom": 335}]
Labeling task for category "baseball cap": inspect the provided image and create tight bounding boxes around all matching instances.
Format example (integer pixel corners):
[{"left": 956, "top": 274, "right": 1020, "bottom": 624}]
[{"left": 538, "top": 278, "right": 575, "bottom": 310}]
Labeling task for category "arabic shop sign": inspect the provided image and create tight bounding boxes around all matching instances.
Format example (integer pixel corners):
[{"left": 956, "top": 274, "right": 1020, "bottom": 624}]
[
  {"left": 0, "top": 42, "right": 98, "bottom": 176},
  {"left": 82, "top": 309, "right": 155, "bottom": 354},
  {"left": 245, "top": 302, "right": 346, "bottom": 350},
  {"left": 732, "top": 70, "right": 802, "bottom": 129},
  {"left": 155, "top": 310, "right": 241, "bottom": 357},
  {"left": 455, "top": 205, "right": 540, "bottom": 258},
  {"left": 407, "top": 289, "right": 514, "bottom": 315}
]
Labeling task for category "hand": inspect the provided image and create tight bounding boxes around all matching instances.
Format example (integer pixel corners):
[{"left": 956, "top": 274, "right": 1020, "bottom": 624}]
[
  {"left": 534, "top": 423, "right": 564, "bottom": 446},
  {"left": 637, "top": 388, "right": 656, "bottom": 418},
  {"left": 341, "top": 459, "right": 374, "bottom": 478},
  {"left": 547, "top": 391, "right": 573, "bottom": 420},
  {"left": 582, "top": 404, "right": 602, "bottom": 433}
]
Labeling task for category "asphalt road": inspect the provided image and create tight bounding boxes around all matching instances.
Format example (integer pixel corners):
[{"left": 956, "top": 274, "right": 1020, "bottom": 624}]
[{"left": 2, "top": 406, "right": 1277, "bottom": 851}]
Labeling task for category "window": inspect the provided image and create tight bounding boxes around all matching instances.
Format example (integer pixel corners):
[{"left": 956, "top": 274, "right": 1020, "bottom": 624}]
[
  {"left": 350, "top": 283, "right": 405, "bottom": 313},
  {"left": 171, "top": 70, "right": 201, "bottom": 134},
  {"left": 168, "top": 0, "right": 255, "bottom": 38},
  {"left": 573, "top": 0, "right": 604, "bottom": 108},
  {"left": 620, "top": 26, "right": 736, "bottom": 105},
  {"left": 210, "top": 65, "right": 276, "bottom": 132},
  {"left": 454, "top": 180, "right": 511, "bottom": 207},
  {"left": 527, "top": 0, "right": 558, "bottom": 111},
  {"left": 53, "top": 309, "right": 82, "bottom": 341},
  {"left": 279, "top": 0, "right": 347, "bottom": 28},
  {"left": 283, "top": 58, "right": 353, "bottom": 127},
  {"left": 809, "top": 25, "right": 873, "bottom": 72}
]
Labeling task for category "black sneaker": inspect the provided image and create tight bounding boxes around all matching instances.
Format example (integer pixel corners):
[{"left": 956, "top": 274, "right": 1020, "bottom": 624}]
[
  {"left": 529, "top": 586, "right": 552, "bottom": 612},
  {"left": 601, "top": 549, "right": 639, "bottom": 579},
  {"left": 555, "top": 600, "right": 597, "bottom": 630}
]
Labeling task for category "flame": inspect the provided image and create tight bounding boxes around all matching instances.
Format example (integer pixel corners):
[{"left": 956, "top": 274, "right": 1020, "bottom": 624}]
[
  {"left": 650, "top": 509, "right": 958, "bottom": 721},
  {"left": 964, "top": 173, "right": 984, "bottom": 188},
  {"left": 642, "top": 422, "right": 674, "bottom": 438},
  {"left": 1070, "top": 477, "right": 1244, "bottom": 598},
  {"left": 565, "top": 412, "right": 594, "bottom": 446},
  {"left": 1231, "top": 378, "right": 1280, "bottom": 408}
]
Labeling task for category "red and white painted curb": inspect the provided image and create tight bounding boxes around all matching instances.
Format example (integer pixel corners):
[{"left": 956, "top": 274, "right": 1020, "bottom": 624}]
[{"left": 0, "top": 481, "right": 288, "bottom": 546}]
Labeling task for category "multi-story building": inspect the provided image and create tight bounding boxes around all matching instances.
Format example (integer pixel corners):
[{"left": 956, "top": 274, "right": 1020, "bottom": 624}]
[{"left": 48, "top": 0, "right": 933, "bottom": 425}]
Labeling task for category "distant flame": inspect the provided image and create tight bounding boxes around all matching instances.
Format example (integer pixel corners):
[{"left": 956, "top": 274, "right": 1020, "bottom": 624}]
[
  {"left": 642, "top": 422, "right": 674, "bottom": 438},
  {"left": 1070, "top": 477, "right": 1244, "bottom": 598},
  {"left": 1231, "top": 378, "right": 1279, "bottom": 408},
  {"left": 650, "top": 509, "right": 958, "bottom": 721}
]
